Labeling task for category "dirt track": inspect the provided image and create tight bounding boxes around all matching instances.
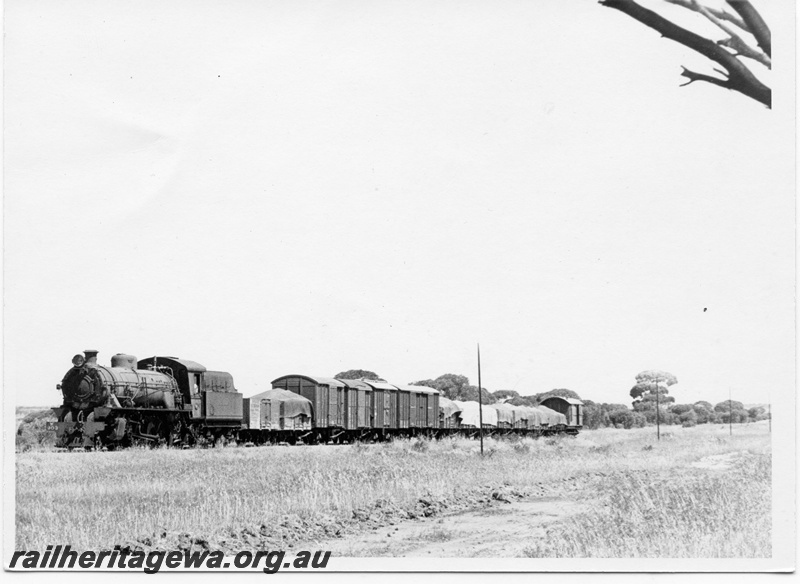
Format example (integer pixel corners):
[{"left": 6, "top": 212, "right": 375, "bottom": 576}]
[
  {"left": 314, "top": 497, "right": 587, "bottom": 557},
  {"left": 300, "top": 451, "right": 751, "bottom": 557}
]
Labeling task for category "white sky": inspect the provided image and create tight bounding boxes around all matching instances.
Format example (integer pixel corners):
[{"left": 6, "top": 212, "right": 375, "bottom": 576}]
[{"left": 4, "top": 0, "right": 794, "bottom": 408}]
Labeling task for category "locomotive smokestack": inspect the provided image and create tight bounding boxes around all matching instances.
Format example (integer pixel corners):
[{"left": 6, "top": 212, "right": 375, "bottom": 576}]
[{"left": 83, "top": 350, "right": 99, "bottom": 369}]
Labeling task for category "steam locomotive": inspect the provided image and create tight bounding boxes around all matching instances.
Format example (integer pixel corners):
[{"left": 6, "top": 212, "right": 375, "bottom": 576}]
[
  {"left": 54, "top": 351, "right": 241, "bottom": 449},
  {"left": 53, "top": 351, "right": 583, "bottom": 449}
]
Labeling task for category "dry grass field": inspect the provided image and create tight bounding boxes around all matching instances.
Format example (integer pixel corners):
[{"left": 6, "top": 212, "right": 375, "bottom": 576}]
[{"left": 15, "top": 422, "right": 770, "bottom": 558}]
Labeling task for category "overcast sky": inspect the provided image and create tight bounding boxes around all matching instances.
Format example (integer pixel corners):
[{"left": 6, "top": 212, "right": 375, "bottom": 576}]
[{"left": 4, "top": 0, "right": 793, "bottom": 408}]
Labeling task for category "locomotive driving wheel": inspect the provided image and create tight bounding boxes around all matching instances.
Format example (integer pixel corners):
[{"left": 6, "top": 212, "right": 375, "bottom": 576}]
[{"left": 146, "top": 418, "right": 166, "bottom": 447}]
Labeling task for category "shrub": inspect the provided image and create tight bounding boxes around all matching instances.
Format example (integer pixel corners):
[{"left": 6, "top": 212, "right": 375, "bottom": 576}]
[
  {"left": 16, "top": 410, "right": 57, "bottom": 452},
  {"left": 411, "top": 438, "right": 430, "bottom": 453}
]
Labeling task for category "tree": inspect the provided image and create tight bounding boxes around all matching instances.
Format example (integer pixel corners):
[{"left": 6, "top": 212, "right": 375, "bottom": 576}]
[
  {"left": 633, "top": 400, "right": 658, "bottom": 424},
  {"left": 631, "top": 370, "right": 678, "bottom": 435},
  {"left": 334, "top": 369, "right": 382, "bottom": 381},
  {"left": 714, "top": 400, "right": 748, "bottom": 423},
  {"left": 410, "top": 373, "right": 495, "bottom": 403},
  {"left": 608, "top": 409, "right": 633, "bottom": 428},
  {"left": 581, "top": 400, "right": 606, "bottom": 429},
  {"left": 748, "top": 406, "right": 767, "bottom": 421},
  {"left": 600, "top": 0, "right": 771, "bottom": 107},
  {"left": 535, "top": 388, "right": 582, "bottom": 403},
  {"left": 508, "top": 395, "right": 538, "bottom": 408},
  {"left": 630, "top": 370, "right": 678, "bottom": 402},
  {"left": 714, "top": 399, "right": 744, "bottom": 413},
  {"left": 632, "top": 412, "right": 648, "bottom": 428},
  {"left": 608, "top": 409, "right": 646, "bottom": 429},
  {"left": 693, "top": 401, "right": 717, "bottom": 424},
  {"left": 493, "top": 389, "right": 520, "bottom": 401},
  {"left": 583, "top": 401, "right": 632, "bottom": 429},
  {"left": 669, "top": 403, "right": 694, "bottom": 416},
  {"left": 679, "top": 409, "right": 698, "bottom": 427}
]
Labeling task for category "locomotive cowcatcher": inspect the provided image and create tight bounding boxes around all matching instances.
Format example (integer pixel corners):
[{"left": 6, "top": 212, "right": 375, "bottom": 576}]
[{"left": 53, "top": 350, "right": 243, "bottom": 449}]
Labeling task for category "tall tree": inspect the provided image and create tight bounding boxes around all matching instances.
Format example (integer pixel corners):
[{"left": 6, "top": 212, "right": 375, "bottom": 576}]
[
  {"left": 600, "top": 0, "right": 771, "bottom": 107},
  {"left": 630, "top": 370, "right": 679, "bottom": 402}
]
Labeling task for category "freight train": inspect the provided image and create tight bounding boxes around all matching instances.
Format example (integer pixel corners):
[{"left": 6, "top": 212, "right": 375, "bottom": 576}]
[{"left": 52, "top": 351, "right": 584, "bottom": 449}]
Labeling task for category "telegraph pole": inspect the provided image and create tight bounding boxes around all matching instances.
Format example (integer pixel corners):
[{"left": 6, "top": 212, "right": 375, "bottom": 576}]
[
  {"left": 729, "top": 387, "right": 733, "bottom": 436},
  {"left": 655, "top": 374, "right": 660, "bottom": 441},
  {"left": 768, "top": 393, "right": 771, "bottom": 434},
  {"left": 477, "top": 344, "right": 484, "bottom": 456}
]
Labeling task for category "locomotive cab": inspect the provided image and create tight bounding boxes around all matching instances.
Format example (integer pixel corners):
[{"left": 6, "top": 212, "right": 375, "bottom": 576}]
[{"left": 137, "top": 357, "right": 243, "bottom": 428}]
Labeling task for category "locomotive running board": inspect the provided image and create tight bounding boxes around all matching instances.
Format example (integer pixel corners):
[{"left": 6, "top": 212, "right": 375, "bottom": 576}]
[{"left": 93, "top": 406, "right": 187, "bottom": 420}]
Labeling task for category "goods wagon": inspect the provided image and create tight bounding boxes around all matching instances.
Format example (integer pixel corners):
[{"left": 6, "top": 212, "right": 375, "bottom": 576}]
[
  {"left": 536, "top": 405, "right": 568, "bottom": 433},
  {"left": 453, "top": 400, "right": 498, "bottom": 429},
  {"left": 539, "top": 396, "right": 584, "bottom": 434},
  {"left": 361, "top": 380, "right": 398, "bottom": 432},
  {"left": 337, "top": 379, "right": 373, "bottom": 430},
  {"left": 241, "top": 388, "right": 312, "bottom": 443},
  {"left": 439, "top": 397, "right": 462, "bottom": 429},
  {"left": 508, "top": 405, "right": 530, "bottom": 430},
  {"left": 489, "top": 402, "right": 516, "bottom": 430},
  {"left": 271, "top": 375, "right": 346, "bottom": 430},
  {"left": 393, "top": 384, "right": 440, "bottom": 434}
]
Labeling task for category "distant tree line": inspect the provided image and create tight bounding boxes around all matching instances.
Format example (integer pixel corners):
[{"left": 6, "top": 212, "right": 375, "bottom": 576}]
[
  {"left": 339, "top": 368, "right": 769, "bottom": 431},
  {"left": 577, "top": 399, "right": 768, "bottom": 430}
]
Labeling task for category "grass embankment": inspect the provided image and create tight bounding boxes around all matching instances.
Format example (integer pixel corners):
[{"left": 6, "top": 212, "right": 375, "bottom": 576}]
[
  {"left": 15, "top": 422, "right": 770, "bottom": 557},
  {"left": 523, "top": 444, "right": 771, "bottom": 557}
]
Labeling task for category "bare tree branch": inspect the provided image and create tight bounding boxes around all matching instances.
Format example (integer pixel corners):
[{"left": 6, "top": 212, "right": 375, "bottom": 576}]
[
  {"left": 667, "top": 0, "right": 770, "bottom": 66},
  {"left": 726, "top": 0, "right": 770, "bottom": 57},
  {"left": 679, "top": 66, "right": 729, "bottom": 89},
  {"left": 717, "top": 35, "right": 769, "bottom": 68},
  {"left": 685, "top": 0, "right": 770, "bottom": 68},
  {"left": 600, "top": 0, "right": 771, "bottom": 107},
  {"left": 664, "top": 0, "right": 747, "bottom": 31}
]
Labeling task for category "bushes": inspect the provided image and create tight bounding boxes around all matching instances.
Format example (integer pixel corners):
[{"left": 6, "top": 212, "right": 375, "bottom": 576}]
[
  {"left": 748, "top": 407, "right": 768, "bottom": 422},
  {"left": 679, "top": 410, "right": 697, "bottom": 427},
  {"left": 16, "top": 409, "right": 57, "bottom": 452},
  {"left": 631, "top": 412, "right": 647, "bottom": 428},
  {"left": 608, "top": 410, "right": 646, "bottom": 429},
  {"left": 599, "top": 400, "right": 739, "bottom": 430},
  {"left": 694, "top": 404, "right": 717, "bottom": 424}
]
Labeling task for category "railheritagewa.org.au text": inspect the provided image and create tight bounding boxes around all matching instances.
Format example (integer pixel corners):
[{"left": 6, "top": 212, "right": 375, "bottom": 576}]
[{"left": 9, "top": 546, "right": 331, "bottom": 573}]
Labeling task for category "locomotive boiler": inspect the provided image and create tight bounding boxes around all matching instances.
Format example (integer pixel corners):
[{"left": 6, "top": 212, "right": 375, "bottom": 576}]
[{"left": 53, "top": 350, "right": 242, "bottom": 449}]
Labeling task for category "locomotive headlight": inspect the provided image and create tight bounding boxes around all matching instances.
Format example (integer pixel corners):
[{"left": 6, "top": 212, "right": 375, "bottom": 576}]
[{"left": 72, "top": 354, "right": 85, "bottom": 367}]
